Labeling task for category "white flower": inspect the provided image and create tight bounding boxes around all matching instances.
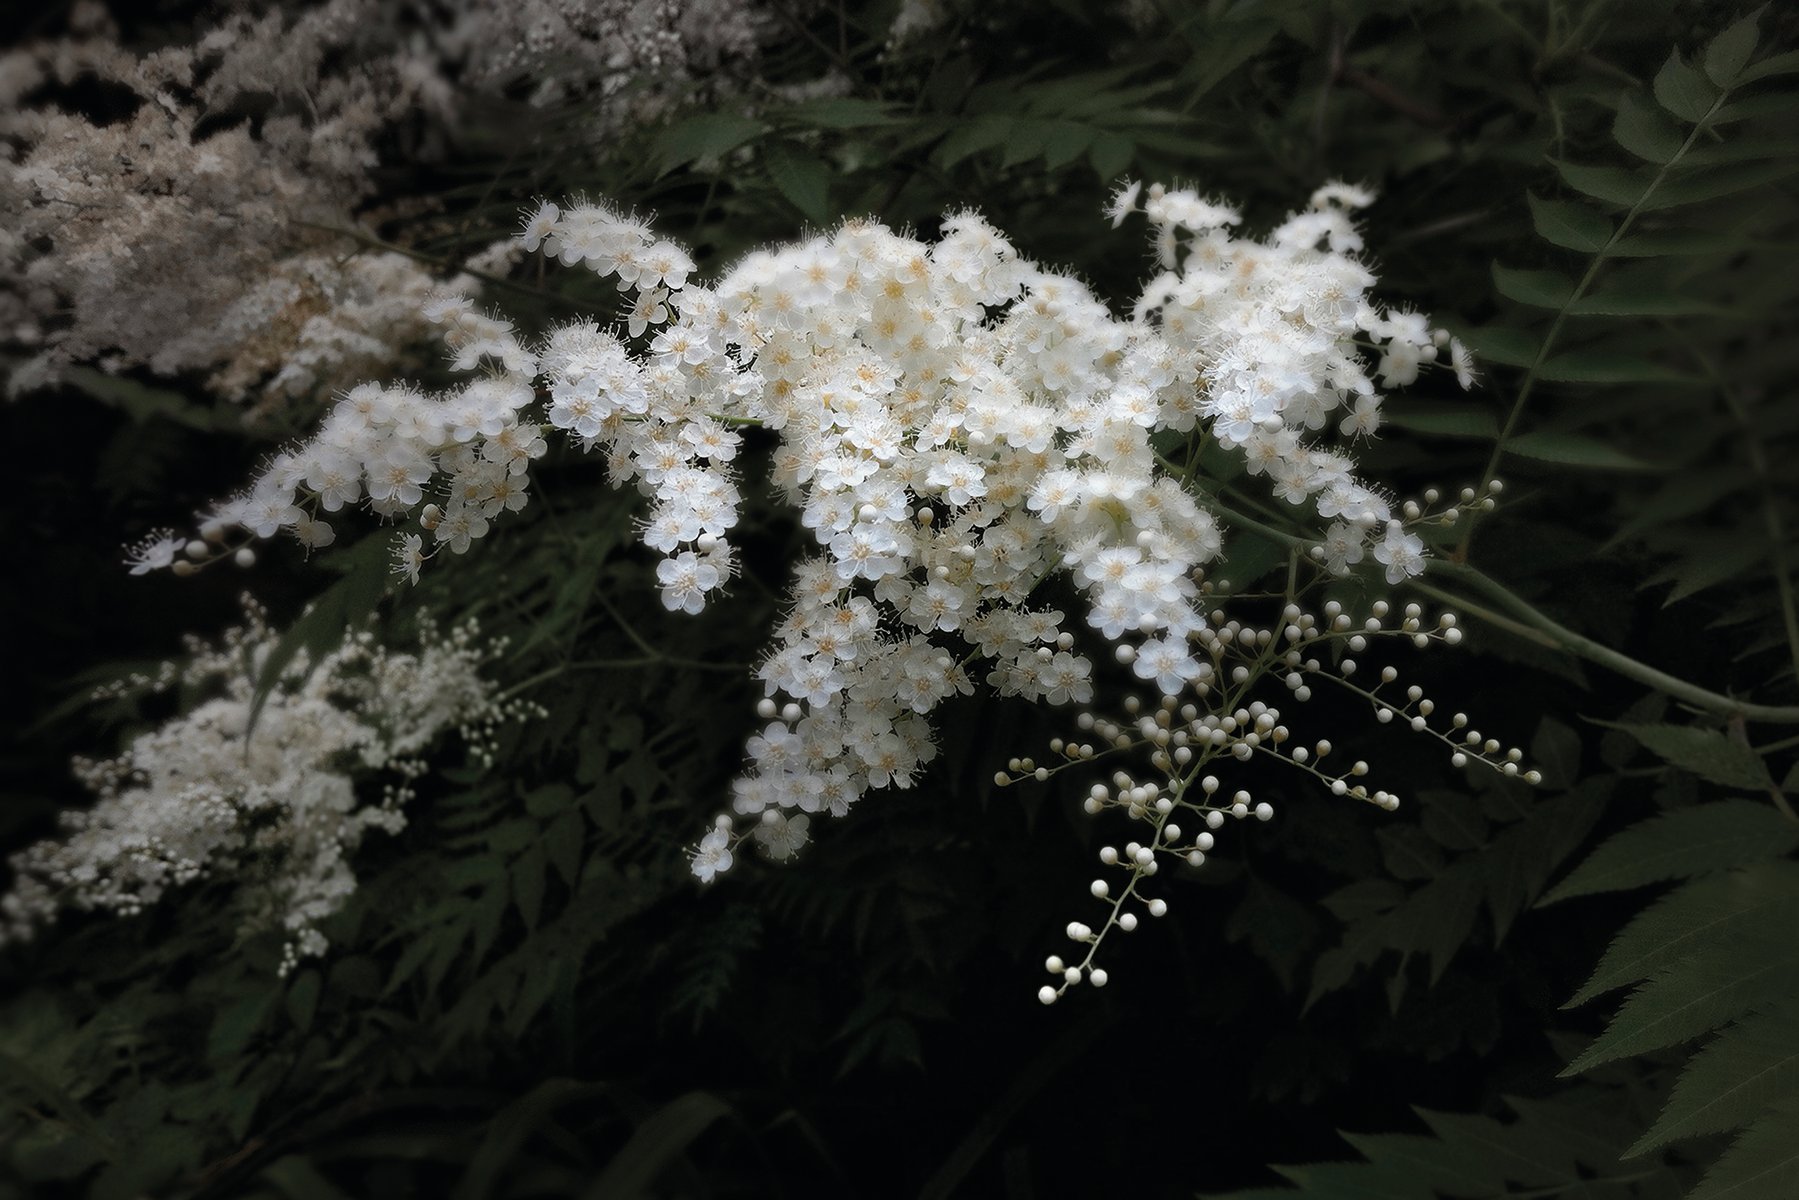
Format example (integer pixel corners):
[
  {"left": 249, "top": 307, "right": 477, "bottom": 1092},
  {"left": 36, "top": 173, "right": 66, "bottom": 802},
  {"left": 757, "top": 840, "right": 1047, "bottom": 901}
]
[
  {"left": 690, "top": 828, "right": 735, "bottom": 883},
  {"left": 124, "top": 531, "right": 182, "bottom": 575}
]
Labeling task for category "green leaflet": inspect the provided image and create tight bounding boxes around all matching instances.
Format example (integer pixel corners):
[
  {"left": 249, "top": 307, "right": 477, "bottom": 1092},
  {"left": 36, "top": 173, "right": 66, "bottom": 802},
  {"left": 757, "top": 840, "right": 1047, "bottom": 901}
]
[
  {"left": 1505, "top": 430, "right": 1655, "bottom": 470},
  {"left": 1541, "top": 799, "right": 1799, "bottom": 905},
  {"left": 1629, "top": 1003, "right": 1799, "bottom": 1155},
  {"left": 245, "top": 534, "right": 392, "bottom": 740},
  {"left": 1613, "top": 92, "right": 1684, "bottom": 163},
  {"left": 1526, "top": 192, "right": 1613, "bottom": 252},
  {"left": 1654, "top": 52, "right": 1721, "bottom": 123},
  {"left": 1561, "top": 927, "right": 1799, "bottom": 1073},
  {"left": 1491, "top": 263, "right": 1575, "bottom": 309},
  {"left": 1702, "top": 8, "right": 1765, "bottom": 87},
  {"left": 762, "top": 140, "right": 833, "bottom": 226},
  {"left": 654, "top": 112, "right": 765, "bottom": 175},
  {"left": 1619, "top": 724, "right": 1777, "bottom": 791},
  {"left": 1569, "top": 863, "right": 1799, "bottom": 1006},
  {"left": 1688, "top": 1105, "right": 1799, "bottom": 1200}
]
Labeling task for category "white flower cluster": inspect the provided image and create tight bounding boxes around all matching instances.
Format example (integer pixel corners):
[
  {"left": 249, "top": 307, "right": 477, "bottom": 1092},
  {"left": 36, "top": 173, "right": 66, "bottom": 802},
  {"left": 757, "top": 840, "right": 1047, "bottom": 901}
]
[
  {"left": 0, "top": 0, "right": 782, "bottom": 403},
  {"left": 154, "top": 181, "right": 1477, "bottom": 902},
  {"left": 0, "top": 1, "right": 462, "bottom": 400},
  {"left": 0, "top": 603, "right": 532, "bottom": 973}
]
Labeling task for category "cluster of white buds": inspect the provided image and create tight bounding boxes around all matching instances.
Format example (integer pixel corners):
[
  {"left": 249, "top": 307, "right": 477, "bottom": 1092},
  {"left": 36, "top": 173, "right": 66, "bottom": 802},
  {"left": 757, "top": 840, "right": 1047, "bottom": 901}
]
[
  {"left": 1010, "top": 589, "right": 1536, "bottom": 1004},
  {"left": 0, "top": 601, "right": 539, "bottom": 972},
  {"left": 146, "top": 180, "right": 1489, "bottom": 959}
]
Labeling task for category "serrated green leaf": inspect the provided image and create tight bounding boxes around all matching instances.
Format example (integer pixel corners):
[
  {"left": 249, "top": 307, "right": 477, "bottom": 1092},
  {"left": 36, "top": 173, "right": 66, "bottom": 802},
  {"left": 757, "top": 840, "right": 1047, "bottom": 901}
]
[
  {"left": 1506, "top": 430, "right": 1654, "bottom": 470},
  {"left": 777, "top": 97, "right": 902, "bottom": 128},
  {"left": 1492, "top": 263, "right": 1575, "bottom": 309},
  {"left": 1568, "top": 287, "right": 1737, "bottom": 316},
  {"left": 1378, "top": 826, "right": 1444, "bottom": 881},
  {"left": 247, "top": 535, "right": 391, "bottom": 739},
  {"left": 458, "top": 1078, "right": 612, "bottom": 1200},
  {"left": 1655, "top": 52, "right": 1721, "bottom": 123},
  {"left": 1642, "top": 159, "right": 1799, "bottom": 210},
  {"left": 1409, "top": 1108, "right": 1575, "bottom": 1189},
  {"left": 1528, "top": 193, "right": 1613, "bottom": 252},
  {"left": 1336, "top": 1131, "right": 1500, "bottom": 1198},
  {"left": 1610, "top": 228, "right": 1753, "bottom": 256},
  {"left": 1703, "top": 9, "right": 1763, "bottom": 87},
  {"left": 1044, "top": 121, "right": 1094, "bottom": 170},
  {"left": 935, "top": 113, "right": 1012, "bottom": 167},
  {"left": 763, "top": 140, "right": 832, "bottom": 226},
  {"left": 1614, "top": 91, "right": 1686, "bottom": 162},
  {"left": 284, "top": 969, "right": 321, "bottom": 1034},
  {"left": 1562, "top": 928, "right": 1799, "bottom": 1073},
  {"left": 261, "top": 1155, "right": 352, "bottom": 1200},
  {"left": 546, "top": 810, "right": 584, "bottom": 887},
  {"left": 1713, "top": 91, "right": 1799, "bottom": 124},
  {"left": 1630, "top": 1004, "right": 1799, "bottom": 1154},
  {"left": 1542, "top": 800, "right": 1799, "bottom": 905},
  {"left": 1688, "top": 1105, "right": 1799, "bottom": 1199},
  {"left": 1737, "top": 48, "right": 1799, "bottom": 85},
  {"left": 1270, "top": 1157, "right": 1437, "bottom": 1200},
  {"left": 1457, "top": 324, "right": 1543, "bottom": 367},
  {"left": 1607, "top": 469, "right": 1741, "bottom": 546},
  {"left": 63, "top": 366, "right": 228, "bottom": 432},
  {"left": 1571, "top": 863, "right": 1799, "bottom": 1005},
  {"left": 1536, "top": 350, "right": 1698, "bottom": 385},
  {"left": 1651, "top": 536, "right": 1770, "bottom": 604},
  {"left": 1382, "top": 403, "right": 1498, "bottom": 439},
  {"left": 655, "top": 112, "right": 764, "bottom": 174},
  {"left": 1486, "top": 786, "right": 1607, "bottom": 943},
  {"left": 1623, "top": 724, "right": 1775, "bottom": 790},
  {"left": 1531, "top": 720, "right": 1583, "bottom": 789},
  {"left": 995, "top": 118, "right": 1048, "bottom": 168},
  {"left": 1320, "top": 879, "right": 1404, "bottom": 922},
  {"left": 1555, "top": 160, "right": 1648, "bottom": 206},
  {"left": 1087, "top": 132, "right": 1133, "bottom": 180},
  {"left": 580, "top": 1091, "right": 731, "bottom": 1200},
  {"left": 511, "top": 843, "right": 547, "bottom": 931},
  {"left": 208, "top": 989, "right": 278, "bottom": 1062}
]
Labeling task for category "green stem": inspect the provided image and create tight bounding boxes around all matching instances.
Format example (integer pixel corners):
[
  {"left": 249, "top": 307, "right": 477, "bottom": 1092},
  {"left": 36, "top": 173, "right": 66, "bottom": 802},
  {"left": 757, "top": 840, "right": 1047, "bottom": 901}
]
[
  {"left": 1424, "top": 562, "right": 1799, "bottom": 724},
  {"left": 1468, "top": 84, "right": 1731, "bottom": 553},
  {"left": 1181, "top": 481, "right": 1799, "bottom": 725}
]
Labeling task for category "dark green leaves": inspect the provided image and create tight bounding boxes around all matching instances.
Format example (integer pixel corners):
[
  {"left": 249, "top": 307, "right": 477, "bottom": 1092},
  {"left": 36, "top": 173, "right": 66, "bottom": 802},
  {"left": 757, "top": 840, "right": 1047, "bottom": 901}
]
[
  {"left": 1541, "top": 800, "right": 1798, "bottom": 904},
  {"left": 1702, "top": 9, "right": 1765, "bottom": 87},
  {"left": 247, "top": 534, "right": 392, "bottom": 739},
  {"left": 762, "top": 140, "right": 832, "bottom": 226},
  {"left": 1527, "top": 192, "right": 1613, "bottom": 252},
  {"left": 1618, "top": 724, "right": 1777, "bottom": 792},
  {"left": 1613, "top": 93, "right": 1684, "bottom": 163},
  {"left": 1654, "top": 53, "right": 1721, "bottom": 123},
  {"left": 654, "top": 112, "right": 765, "bottom": 175},
  {"left": 1491, "top": 263, "right": 1574, "bottom": 309}
]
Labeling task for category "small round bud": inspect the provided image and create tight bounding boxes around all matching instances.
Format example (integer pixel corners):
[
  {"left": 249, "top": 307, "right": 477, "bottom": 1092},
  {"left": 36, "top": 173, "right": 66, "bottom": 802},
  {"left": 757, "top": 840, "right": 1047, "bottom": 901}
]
[
  {"left": 1038, "top": 986, "right": 1058, "bottom": 1005},
  {"left": 234, "top": 548, "right": 256, "bottom": 569}
]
